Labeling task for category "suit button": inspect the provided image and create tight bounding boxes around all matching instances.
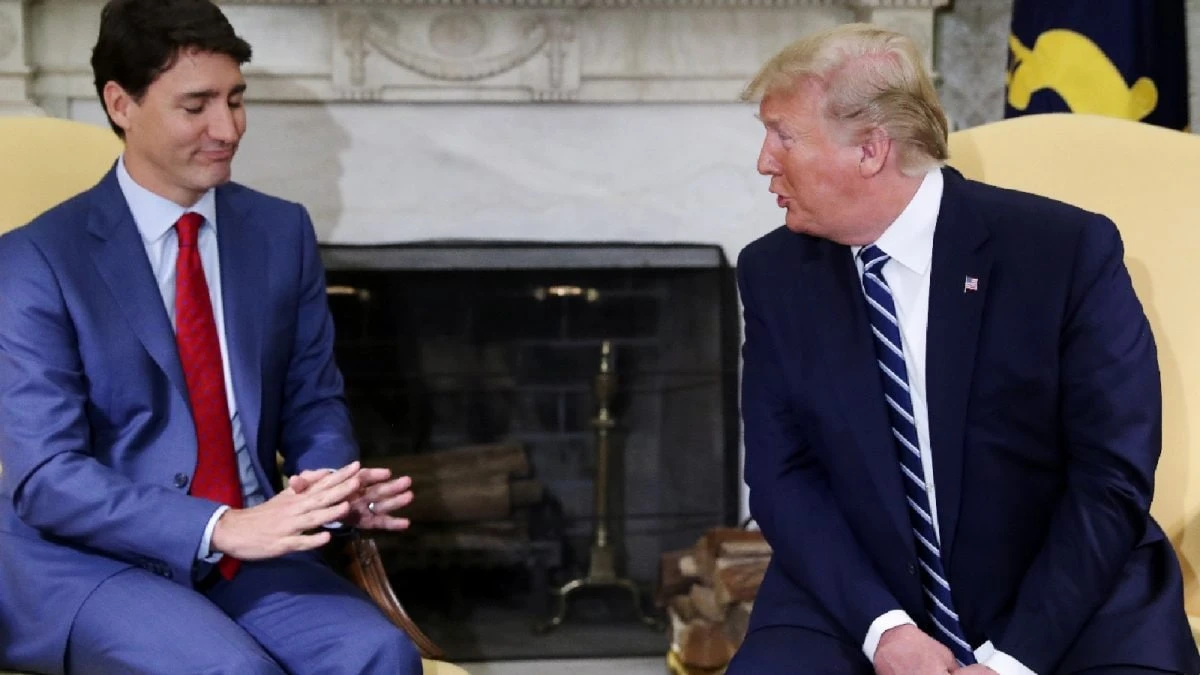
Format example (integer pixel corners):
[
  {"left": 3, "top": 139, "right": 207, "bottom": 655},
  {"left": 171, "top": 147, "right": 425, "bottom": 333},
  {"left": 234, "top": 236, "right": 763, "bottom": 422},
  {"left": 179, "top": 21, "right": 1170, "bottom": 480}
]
[
  {"left": 174, "top": 473, "right": 189, "bottom": 488},
  {"left": 908, "top": 562, "right": 917, "bottom": 576}
]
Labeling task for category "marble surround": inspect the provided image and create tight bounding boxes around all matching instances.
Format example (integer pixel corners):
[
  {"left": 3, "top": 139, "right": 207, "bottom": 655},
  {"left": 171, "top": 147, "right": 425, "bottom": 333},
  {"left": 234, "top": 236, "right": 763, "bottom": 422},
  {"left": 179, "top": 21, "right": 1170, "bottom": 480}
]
[{"left": 6, "top": 0, "right": 1200, "bottom": 250}]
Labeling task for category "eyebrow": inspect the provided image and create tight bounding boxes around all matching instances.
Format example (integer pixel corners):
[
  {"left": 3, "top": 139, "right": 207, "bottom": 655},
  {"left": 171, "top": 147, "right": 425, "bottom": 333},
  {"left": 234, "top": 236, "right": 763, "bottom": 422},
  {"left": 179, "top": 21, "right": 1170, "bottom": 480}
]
[
  {"left": 179, "top": 83, "right": 247, "bottom": 102},
  {"left": 756, "top": 116, "right": 782, "bottom": 130}
]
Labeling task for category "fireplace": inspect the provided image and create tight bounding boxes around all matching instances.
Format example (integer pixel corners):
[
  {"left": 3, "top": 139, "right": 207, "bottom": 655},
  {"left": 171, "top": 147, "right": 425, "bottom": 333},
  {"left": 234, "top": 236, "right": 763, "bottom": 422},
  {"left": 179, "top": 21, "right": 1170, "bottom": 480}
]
[{"left": 322, "top": 241, "right": 740, "bottom": 661}]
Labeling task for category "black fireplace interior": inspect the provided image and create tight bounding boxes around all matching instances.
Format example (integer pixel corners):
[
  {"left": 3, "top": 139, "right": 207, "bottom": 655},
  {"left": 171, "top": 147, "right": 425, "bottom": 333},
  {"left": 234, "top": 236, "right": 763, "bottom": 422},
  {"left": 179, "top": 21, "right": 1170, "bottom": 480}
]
[{"left": 322, "top": 241, "right": 740, "bottom": 661}]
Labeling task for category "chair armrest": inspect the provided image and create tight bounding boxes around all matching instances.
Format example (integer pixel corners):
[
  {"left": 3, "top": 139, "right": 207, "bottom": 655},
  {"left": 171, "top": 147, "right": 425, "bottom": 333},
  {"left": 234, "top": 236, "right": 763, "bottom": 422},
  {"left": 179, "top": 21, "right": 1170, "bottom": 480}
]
[{"left": 341, "top": 531, "right": 445, "bottom": 661}]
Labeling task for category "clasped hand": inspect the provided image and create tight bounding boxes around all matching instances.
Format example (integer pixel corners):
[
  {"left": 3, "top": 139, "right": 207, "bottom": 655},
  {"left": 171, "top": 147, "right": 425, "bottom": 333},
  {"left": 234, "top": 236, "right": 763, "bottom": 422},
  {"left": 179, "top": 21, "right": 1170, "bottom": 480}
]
[
  {"left": 874, "top": 625, "right": 997, "bottom": 675},
  {"left": 210, "top": 461, "right": 414, "bottom": 560}
]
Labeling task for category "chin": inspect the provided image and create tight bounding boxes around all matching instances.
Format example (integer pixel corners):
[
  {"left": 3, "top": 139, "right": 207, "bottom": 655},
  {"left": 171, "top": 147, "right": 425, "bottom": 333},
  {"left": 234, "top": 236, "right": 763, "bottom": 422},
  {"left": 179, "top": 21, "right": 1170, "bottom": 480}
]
[
  {"left": 784, "top": 219, "right": 814, "bottom": 235},
  {"left": 198, "top": 168, "right": 233, "bottom": 190}
]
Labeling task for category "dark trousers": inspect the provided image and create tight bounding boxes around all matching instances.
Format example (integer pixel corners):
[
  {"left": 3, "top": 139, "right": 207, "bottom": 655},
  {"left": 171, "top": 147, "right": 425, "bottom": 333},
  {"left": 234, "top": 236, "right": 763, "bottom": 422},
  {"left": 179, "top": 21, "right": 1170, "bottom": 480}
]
[{"left": 725, "top": 625, "right": 1186, "bottom": 675}]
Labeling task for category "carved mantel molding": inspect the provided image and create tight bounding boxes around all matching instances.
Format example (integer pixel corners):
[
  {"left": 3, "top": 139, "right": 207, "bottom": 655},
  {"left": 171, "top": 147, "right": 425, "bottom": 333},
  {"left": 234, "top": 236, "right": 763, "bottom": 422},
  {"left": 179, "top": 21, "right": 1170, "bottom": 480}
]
[
  {"left": 215, "top": 0, "right": 947, "bottom": 7},
  {"left": 0, "top": 1, "right": 41, "bottom": 115},
  {"left": 13, "top": 0, "right": 944, "bottom": 112}
]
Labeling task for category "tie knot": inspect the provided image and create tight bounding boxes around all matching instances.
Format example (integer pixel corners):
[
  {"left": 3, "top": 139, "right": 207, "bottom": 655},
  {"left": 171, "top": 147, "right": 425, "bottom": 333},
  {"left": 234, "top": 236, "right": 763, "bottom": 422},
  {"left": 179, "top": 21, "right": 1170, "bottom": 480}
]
[
  {"left": 175, "top": 212, "right": 204, "bottom": 248},
  {"left": 859, "top": 244, "right": 890, "bottom": 275}
]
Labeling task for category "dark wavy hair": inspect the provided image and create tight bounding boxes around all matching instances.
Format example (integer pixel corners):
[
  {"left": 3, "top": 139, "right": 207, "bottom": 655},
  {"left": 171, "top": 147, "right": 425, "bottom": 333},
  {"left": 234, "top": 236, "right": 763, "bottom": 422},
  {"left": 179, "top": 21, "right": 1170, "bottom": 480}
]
[{"left": 91, "top": 0, "right": 252, "bottom": 137}]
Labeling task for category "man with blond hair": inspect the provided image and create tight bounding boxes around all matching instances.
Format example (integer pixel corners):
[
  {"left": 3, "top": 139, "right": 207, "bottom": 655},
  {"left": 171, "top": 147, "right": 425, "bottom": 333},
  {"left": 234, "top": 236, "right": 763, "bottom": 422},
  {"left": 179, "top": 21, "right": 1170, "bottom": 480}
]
[{"left": 731, "top": 23, "right": 1199, "bottom": 675}]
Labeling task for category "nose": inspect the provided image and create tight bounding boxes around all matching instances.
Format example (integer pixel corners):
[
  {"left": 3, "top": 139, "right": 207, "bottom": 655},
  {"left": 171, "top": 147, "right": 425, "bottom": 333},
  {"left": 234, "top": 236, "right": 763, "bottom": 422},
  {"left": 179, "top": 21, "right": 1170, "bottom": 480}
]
[
  {"left": 207, "top": 104, "right": 241, "bottom": 144},
  {"left": 756, "top": 142, "right": 780, "bottom": 176}
]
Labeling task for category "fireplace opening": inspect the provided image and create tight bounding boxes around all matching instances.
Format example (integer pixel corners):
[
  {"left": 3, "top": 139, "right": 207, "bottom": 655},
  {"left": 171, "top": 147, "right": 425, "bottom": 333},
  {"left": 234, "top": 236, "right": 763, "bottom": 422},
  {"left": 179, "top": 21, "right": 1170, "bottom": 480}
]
[{"left": 322, "top": 241, "right": 740, "bottom": 661}]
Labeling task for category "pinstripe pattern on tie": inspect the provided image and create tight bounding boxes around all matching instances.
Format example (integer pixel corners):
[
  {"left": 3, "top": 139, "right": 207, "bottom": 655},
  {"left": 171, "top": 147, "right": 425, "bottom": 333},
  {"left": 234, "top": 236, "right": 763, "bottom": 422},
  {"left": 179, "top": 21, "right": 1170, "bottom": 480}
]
[{"left": 859, "top": 244, "right": 975, "bottom": 665}]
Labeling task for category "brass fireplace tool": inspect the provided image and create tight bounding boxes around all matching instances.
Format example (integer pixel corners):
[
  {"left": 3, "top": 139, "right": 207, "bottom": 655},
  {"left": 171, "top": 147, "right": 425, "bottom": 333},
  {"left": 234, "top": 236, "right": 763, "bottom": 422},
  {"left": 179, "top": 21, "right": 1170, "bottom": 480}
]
[{"left": 536, "top": 340, "right": 661, "bottom": 633}]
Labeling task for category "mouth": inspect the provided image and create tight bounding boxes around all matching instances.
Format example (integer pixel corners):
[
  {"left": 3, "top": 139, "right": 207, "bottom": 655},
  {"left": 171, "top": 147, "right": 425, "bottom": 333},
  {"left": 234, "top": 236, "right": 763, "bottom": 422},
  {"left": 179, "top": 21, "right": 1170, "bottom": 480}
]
[
  {"left": 200, "top": 148, "right": 235, "bottom": 163},
  {"left": 775, "top": 195, "right": 789, "bottom": 208}
]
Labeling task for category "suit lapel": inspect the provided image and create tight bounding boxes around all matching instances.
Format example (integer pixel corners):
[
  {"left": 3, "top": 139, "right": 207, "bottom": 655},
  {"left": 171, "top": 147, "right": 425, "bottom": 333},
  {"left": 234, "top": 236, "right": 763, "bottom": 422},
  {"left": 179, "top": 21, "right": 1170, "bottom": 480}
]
[
  {"left": 214, "top": 185, "right": 265, "bottom": 457},
  {"left": 926, "top": 169, "right": 991, "bottom": 564},
  {"left": 799, "top": 238, "right": 911, "bottom": 548},
  {"left": 87, "top": 169, "right": 190, "bottom": 402}
]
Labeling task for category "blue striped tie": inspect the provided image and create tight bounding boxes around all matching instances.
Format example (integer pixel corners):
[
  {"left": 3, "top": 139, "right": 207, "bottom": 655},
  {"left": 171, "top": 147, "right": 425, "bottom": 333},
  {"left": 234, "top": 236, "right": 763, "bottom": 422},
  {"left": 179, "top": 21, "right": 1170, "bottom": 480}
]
[{"left": 859, "top": 245, "right": 976, "bottom": 665}]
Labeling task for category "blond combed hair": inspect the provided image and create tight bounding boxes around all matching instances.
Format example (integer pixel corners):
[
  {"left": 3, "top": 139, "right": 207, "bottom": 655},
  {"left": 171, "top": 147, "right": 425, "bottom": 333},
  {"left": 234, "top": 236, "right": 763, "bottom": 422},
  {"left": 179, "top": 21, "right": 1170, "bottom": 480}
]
[{"left": 742, "top": 23, "right": 948, "bottom": 176}]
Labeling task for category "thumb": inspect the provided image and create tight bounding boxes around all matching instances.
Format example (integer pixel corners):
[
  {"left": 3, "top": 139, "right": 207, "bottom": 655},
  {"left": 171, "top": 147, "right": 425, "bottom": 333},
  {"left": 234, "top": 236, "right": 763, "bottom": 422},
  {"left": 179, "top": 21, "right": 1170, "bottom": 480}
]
[{"left": 288, "top": 474, "right": 310, "bottom": 493}]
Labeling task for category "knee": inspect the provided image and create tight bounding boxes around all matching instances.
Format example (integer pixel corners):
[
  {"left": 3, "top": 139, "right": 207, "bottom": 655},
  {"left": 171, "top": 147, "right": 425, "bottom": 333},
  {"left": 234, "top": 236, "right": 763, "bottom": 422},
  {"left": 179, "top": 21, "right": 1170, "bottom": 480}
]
[
  {"left": 198, "top": 644, "right": 287, "bottom": 675},
  {"left": 726, "top": 643, "right": 766, "bottom": 675},
  {"left": 352, "top": 622, "right": 422, "bottom": 675}
]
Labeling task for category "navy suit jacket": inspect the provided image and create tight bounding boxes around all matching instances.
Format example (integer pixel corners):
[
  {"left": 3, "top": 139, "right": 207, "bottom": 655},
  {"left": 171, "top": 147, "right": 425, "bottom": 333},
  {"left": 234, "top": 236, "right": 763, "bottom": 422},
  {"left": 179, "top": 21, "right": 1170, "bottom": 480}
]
[
  {"left": 0, "top": 168, "right": 357, "bottom": 673},
  {"left": 738, "top": 168, "right": 1200, "bottom": 673}
]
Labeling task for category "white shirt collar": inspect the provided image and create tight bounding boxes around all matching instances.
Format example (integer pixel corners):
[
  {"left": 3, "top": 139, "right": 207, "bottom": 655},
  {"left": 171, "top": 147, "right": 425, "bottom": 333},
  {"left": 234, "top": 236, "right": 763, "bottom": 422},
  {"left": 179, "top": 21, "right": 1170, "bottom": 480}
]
[
  {"left": 116, "top": 154, "right": 218, "bottom": 244},
  {"left": 855, "top": 169, "right": 943, "bottom": 274}
]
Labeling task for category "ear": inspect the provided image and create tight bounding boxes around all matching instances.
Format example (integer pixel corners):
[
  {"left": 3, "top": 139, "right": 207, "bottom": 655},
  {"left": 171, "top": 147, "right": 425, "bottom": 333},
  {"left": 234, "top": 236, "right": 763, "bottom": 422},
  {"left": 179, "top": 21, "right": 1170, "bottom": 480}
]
[
  {"left": 857, "top": 127, "right": 891, "bottom": 178},
  {"left": 102, "top": 81, "right": 137, "bottom": 135}
]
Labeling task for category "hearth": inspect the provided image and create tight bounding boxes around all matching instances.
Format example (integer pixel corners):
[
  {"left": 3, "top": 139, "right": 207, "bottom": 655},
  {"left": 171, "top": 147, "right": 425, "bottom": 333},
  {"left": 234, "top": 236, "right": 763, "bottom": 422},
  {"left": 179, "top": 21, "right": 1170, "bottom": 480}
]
[{"left": 321, "top": 241, "right": 739, "bottom": 661}]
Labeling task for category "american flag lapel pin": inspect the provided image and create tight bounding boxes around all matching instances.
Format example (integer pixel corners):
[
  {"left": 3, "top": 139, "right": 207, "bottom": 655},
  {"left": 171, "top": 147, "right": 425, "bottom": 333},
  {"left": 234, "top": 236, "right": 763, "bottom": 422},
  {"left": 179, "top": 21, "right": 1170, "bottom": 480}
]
[{"left": 964, "top": 276, "right": 979, "bottom": 293}]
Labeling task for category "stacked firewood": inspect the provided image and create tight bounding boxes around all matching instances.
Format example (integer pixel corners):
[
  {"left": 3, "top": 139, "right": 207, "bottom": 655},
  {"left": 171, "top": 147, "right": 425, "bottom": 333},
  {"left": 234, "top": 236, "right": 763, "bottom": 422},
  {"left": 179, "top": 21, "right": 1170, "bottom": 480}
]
[
  {"left": 369, "top": 442, "right": 544, "bottom": 559},
  {"left": 658, "top": 528, "right": 771, "bottom": 674}
]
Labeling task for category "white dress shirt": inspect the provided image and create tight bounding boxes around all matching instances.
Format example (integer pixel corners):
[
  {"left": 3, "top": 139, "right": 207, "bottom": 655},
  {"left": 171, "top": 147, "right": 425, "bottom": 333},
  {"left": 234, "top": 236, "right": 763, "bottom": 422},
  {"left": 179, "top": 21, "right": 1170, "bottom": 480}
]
[
  {"left": 115, "top": 157, "right": 265, "bottom": 570},
  {"left": 853, "top": 169, "right": 1034, "bottom": 675}
]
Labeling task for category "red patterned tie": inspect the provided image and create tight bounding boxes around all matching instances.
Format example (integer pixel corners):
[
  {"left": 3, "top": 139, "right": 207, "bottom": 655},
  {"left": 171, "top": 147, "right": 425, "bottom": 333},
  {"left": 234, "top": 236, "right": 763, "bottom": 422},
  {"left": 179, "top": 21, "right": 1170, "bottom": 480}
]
[{"left": 174, "top": 212, "right": 242, "bottom": 580}]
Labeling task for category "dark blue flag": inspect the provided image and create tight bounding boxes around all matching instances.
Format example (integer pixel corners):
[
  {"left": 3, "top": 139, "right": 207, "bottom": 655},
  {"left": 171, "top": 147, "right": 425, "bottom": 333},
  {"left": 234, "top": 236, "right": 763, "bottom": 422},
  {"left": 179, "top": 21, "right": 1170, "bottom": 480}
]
[{"left": 1006, "top": 0, "right": 1189, "bottom": 130}]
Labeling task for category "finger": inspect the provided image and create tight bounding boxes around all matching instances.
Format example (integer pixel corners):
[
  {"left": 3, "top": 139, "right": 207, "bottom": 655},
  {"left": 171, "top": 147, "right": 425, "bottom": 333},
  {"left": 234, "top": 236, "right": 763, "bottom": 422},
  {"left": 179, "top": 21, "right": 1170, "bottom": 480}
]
[
  {"left": 361, "top": 477, "right": 413, "bottom": 505},
  {"left": 305, "top": 476, "right": 361, "bottom": 510},
  {"left": 301, "top": 501, "right": 353, "bottom": 531},
  {"left": 360, "top": 515, "right": 410, "bottom": 531},
  {"left": 300, "top": 468, "right": 335, "bottom": 482},
  {"left": 310, "top": 461, "right": 361, "bottom": 491},
  {"left": 287, "top": 475, "right": 310, "bottom": 493},
  {"left": 363, "top": 490, "right": 413, "bottom": 515},
  {"left": 378, "top": 475, "right": 413, "bottom": 495},
  {"left": 355, "top": 467, "right": 393, "bottom": 487}
]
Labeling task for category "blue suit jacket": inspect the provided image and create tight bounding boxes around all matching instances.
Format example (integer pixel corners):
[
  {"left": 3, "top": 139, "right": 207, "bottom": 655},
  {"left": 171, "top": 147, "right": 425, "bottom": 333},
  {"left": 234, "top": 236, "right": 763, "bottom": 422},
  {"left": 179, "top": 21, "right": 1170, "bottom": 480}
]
[
  {"left": 0, "top": 168, "right": 357, "bottom": 673},
  {"left": 738, "top": 168, "right": 1200, "bottom": 673}
]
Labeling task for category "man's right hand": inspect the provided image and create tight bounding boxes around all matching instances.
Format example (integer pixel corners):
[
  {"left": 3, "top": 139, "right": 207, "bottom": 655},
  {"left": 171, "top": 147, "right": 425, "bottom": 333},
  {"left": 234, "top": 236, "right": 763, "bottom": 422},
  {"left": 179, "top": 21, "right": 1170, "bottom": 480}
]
[
  {"left": 210, "top": 461, "right": 362, "bottom": 560},
  {"left": 874, "top": 624, "right": 957, "bottom": 675}
]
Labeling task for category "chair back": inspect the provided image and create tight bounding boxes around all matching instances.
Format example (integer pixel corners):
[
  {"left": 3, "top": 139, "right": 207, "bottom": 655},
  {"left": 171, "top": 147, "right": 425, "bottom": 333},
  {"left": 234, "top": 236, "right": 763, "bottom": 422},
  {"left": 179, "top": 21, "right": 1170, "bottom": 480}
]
[
  {"left": 0, "top": 116, "right": 123, "bottom": 235},
  {"left": 947, "top": 113, "right": 1200, "bottom": 621}
]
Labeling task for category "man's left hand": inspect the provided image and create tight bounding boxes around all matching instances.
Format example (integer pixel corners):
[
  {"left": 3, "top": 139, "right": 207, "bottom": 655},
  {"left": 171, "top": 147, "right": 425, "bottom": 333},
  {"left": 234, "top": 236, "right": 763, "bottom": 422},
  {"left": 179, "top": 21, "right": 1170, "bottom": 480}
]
[
  {"left": 289, "top": 465, "right": 413, "bottom": 531},
  {"left": 955, "top": 665, "right": 998, "bottom": 674}
]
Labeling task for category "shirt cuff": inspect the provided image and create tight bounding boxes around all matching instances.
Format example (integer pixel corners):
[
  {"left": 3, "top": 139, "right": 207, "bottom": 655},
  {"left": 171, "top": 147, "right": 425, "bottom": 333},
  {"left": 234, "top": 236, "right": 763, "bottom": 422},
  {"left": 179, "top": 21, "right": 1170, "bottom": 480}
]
[
  {"left": 863, "top": 609, "right": 916, "bottom": 663},
  {"left": 197, "top": 505, "right": 231, "bottom": 563},
  {"left": 976, "top": 640, "right": 1038, "bottom": 675}
]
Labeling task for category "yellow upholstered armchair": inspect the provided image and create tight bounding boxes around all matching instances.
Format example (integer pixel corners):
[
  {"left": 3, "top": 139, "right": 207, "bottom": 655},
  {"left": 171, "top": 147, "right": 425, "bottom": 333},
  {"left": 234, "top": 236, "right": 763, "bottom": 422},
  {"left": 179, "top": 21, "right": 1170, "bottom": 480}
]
[
  {"left": 947, "top": 113, "right": 1200, "bottom": 643},
  {"left": 0, "top": 116, "right": 464, "bottom": 675}
]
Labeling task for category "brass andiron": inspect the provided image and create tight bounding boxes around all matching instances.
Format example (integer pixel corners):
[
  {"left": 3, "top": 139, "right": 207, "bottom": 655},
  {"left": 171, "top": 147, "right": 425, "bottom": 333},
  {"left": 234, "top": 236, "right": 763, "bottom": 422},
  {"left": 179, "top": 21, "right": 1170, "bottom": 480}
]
[{"left": 536, "top": 340, "right": 661, "bottom": 633}]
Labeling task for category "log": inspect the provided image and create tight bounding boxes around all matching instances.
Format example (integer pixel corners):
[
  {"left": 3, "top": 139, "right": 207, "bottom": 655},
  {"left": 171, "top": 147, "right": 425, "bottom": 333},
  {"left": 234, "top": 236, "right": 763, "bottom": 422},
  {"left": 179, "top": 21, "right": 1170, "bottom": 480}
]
[
  {"left": 668, "top": 599, "right": 737, "bottom": 671},
  {"left": 372, "top": 442, "right": 529, "bottom": 481},
  {"left": 713, "top": 558, "right": 768, "bottom": 607},
  {"left": 693, "top": 528, "right": 770, "bottom": 581},
  {"left": 509, "top": 478, "right": 544, "bottom": 508},
  {"left": 716, "top": 539, "right": 772, "bottom": 562},
  {"left": 724, "top": 601, "right": 753, "bottom": 648},
  {"left": 657, "top": 548, "right": 701, "bottom": 607},
  {"left": 370, "top": 443, "right": 539, "bottom": 522},
  {"left": 657, "top": 528, "right": 770, "bottom": 673},
  {"left": 688, "top": 583, "right": 724, "bottom": 624},
  {"left": 403, "top": 472, "right": 511, "bottom": 523},
  {"left": 679, "top": 553, "right": 699, "bottom": 578}
]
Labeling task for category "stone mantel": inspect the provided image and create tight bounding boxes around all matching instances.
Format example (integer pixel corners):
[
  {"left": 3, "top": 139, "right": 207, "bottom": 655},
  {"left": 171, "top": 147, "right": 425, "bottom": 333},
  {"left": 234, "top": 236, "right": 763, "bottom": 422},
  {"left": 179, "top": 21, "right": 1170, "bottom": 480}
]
[{"left": 12, "top": 0, "right": 945, "bottom": 112}]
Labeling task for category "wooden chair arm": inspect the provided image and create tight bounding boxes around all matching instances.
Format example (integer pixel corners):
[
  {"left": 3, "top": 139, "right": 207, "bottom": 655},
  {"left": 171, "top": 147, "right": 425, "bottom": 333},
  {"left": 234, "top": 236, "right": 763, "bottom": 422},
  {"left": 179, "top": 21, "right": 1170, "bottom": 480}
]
[{"left": 341, "top": 531, "right": 445, "bottom": 661}]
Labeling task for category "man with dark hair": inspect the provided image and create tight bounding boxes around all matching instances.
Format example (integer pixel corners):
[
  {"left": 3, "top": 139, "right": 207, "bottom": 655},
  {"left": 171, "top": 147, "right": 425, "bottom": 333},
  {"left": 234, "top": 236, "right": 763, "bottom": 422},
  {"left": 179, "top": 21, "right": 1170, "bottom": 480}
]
[{"left": 0, "top": 1, "right": 422, "bottom": 672}]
